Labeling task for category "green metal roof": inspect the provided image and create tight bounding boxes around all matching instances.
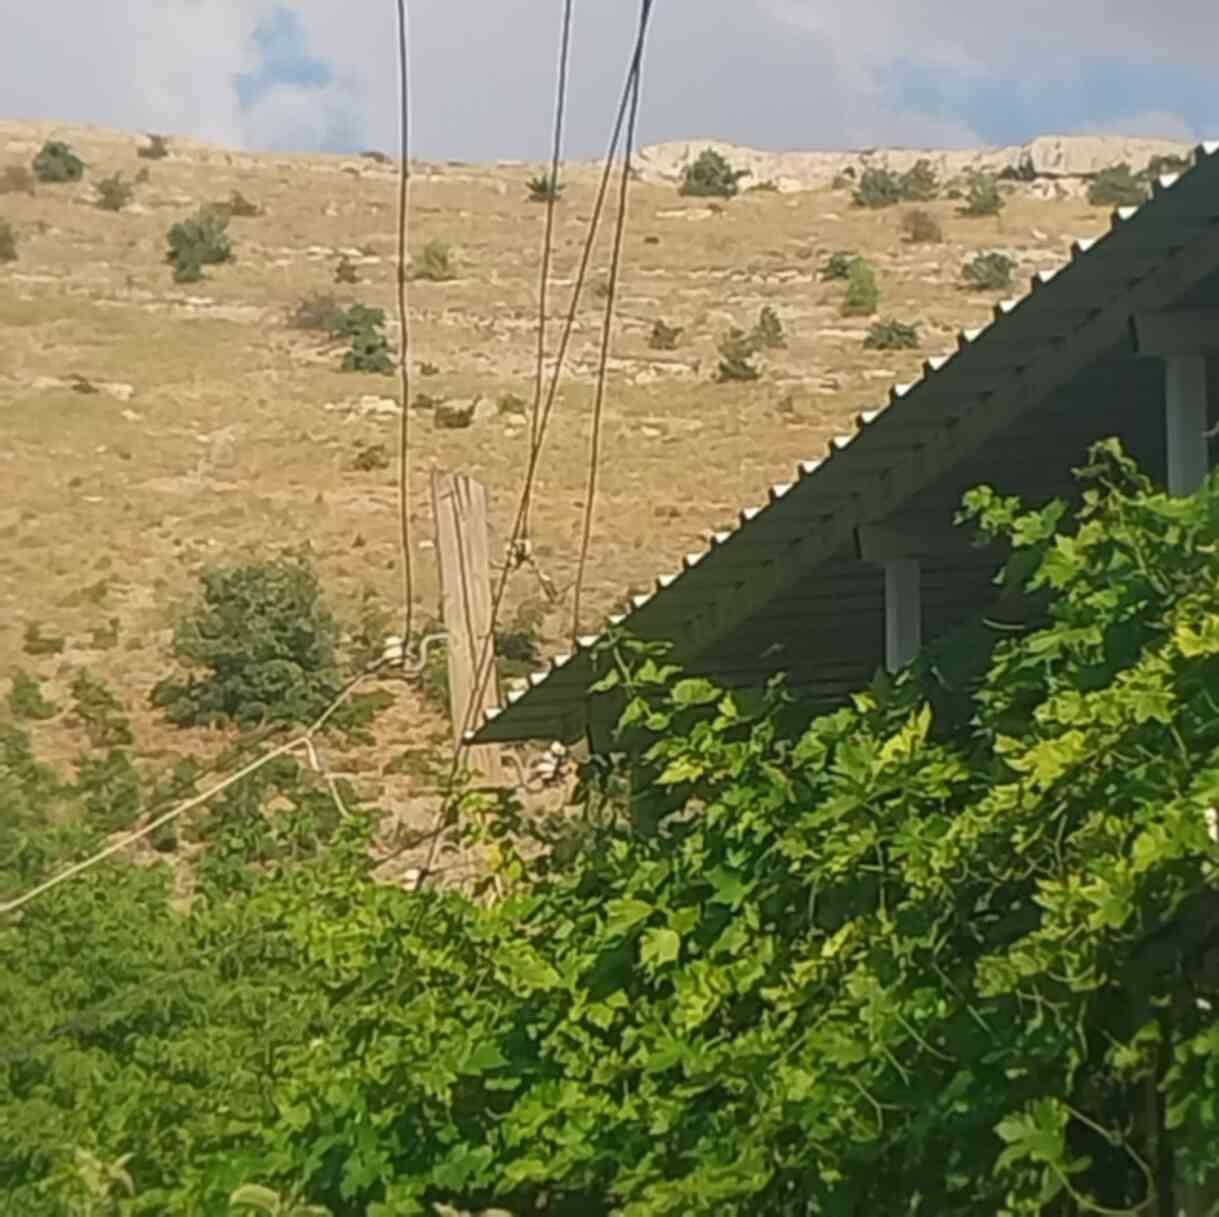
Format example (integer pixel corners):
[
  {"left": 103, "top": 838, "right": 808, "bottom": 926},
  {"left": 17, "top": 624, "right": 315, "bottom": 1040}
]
[{"left": 471, "top": 141, "right": 1219, "bottom": 746}]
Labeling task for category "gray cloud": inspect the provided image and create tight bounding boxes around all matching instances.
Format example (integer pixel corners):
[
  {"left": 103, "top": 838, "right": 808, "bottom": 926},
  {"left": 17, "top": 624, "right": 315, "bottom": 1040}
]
[{"left": 0, "top": 0, "right": 1214, "bottom": 159}]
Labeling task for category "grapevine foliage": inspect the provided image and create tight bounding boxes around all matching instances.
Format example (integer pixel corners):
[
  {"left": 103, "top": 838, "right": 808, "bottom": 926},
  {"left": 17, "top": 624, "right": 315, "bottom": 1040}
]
[{"left": 3, "top": 441, "right": 1219, "bottom": 1215}]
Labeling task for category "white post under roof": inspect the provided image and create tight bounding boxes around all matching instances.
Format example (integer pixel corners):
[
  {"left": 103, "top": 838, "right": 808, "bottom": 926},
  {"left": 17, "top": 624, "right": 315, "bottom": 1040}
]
[
  {"left": 1165, "top": 354, "right": 1209, "bottom": 496},
  {"left": 884, "top": 559, "right": 922, "bottom": 673}
]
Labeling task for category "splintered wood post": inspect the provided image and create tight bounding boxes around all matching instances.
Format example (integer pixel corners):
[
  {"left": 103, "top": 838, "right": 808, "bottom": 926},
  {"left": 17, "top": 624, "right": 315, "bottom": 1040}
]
[{"left": 431, "top": 471, "right": 504, "bottom": 785}]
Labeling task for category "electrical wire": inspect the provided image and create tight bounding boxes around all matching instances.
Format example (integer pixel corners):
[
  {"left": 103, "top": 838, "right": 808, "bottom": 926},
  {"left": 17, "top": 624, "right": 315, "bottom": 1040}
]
[
  {"left": 571, "top": 0, "right": 652, "bottom": 642},
  {"left": 522, "top": 0, "right": 577, "bottom": 545},
  {"left": 394, "top": 0, "right": 416, "bottom": 651}
]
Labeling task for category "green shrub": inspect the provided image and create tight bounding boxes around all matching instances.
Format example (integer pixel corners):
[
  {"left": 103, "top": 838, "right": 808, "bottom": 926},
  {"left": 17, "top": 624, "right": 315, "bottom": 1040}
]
[
  {"left": 409, "top": 239, "right": 456, "bottom": 282},
  {"left": 898, "top": 158, "right": 939, "bottom": 201},
  {"left": 418, "top": 360, "right": 440, "bottom": 377},
  {"left": 288, "top": 291, "right": 345, "bottom": 333},
  {"left": 818, "top": 249, "right": 854, "bottom": 281},
  {"left": 360, "top": 149, "right": 389, "bottom": 164},
  {"left": 1087, "top": 163, "right": 1148, "bottom": 207},
  {"left": 351, "top": 442, "right": 391, "bottom": 472},
  {"left": 165, "top": 206, "right": 232, "bottom": 282},
  {"left": 6, "top": 670, "right": 57, "bottom": 721},
  {"left": 333, "top": 254, "right": 359, "bottom": 284},
  {"left": 900, "top": 208, "right": 942, "bottom": 244},
  {"left": 95, "top": 173, "right": 134, "bottom": 212},
  {"left": 215, "top": 190, "right": 261, "bottom": 219},
  {"left": 957, "top": 172, "right": 1004, "bottom": 217},
  {"left": 526, "top": 174, "right": 563, "bottom": 203},
  {"left": 341, "top": 325, "right": 395, "bottom": 374},
  {"left": 648, "top": 319, "right": 683, "bottom": 351},
  {"left": 1142, "top": 152, "right": 1191, "bottom": 181},
  {"left": 69, "top": 670, "right": 134, "bottom": 749},
  {"left": 962, "top": 250, "right": 1016, "bottom": 291},
  {"left": 745, "top": 178, "right": 779, "bottom": 193},
  {"left": 852, "top": 167, "right": 902, "bottom": 209},
  {"left": 0, "top": 165, "right": 35, "bottom": 195},
  {"left": 149, "top": 559, "right": 344, "bottom": 729},
  {"left": 750, "top": 305, "right": 786, "bottom": 350},
  {"left": 863, "top": 318, "right": 920, "bottom": 350},
  {"left": 678, "top": 147, "right": 750, "bottom": 199},
  {"left": 497, "top": 392, "right": 528, "bottom": 416},
  {"left": 0, "top": 219, "right": 16, "bottom": 263},
  {"left": 841, "top": 257, "right": 879, "bottom": 316},
  {"left": 715, "top": 327, "right": 760, "bottom": 382},
  {"left": 137, "top": 133, "right": 170, "bottom": 160},
  {"left": 32, "top": 140, "right": 84, "bottom": 184},
  {"left": 74, "top": 747, "right": 141, "bottom": 832}
]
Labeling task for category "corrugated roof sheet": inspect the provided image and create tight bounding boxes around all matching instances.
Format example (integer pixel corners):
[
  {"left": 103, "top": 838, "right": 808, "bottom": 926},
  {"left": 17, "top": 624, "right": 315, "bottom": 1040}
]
[{"left": 471, "top": 142, "right": 1219, "bottom": 745}]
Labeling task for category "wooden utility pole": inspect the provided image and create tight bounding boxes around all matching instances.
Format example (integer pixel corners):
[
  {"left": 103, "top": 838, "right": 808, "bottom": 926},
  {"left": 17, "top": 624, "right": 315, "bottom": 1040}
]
[{"left": 431, "top": 471, "right": 504, "bottom": 786}]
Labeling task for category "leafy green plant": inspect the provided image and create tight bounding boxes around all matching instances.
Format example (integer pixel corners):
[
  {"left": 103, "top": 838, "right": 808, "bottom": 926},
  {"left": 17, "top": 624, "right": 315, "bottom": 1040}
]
[
  {"left": 217, "top": 190, "right": 261, "bottom": 218},
  {"left": 750, "top": 304, "right": 786, "bottom": 350},
  {"left": 32, "top": 140, "right": 84, "bottom": 183},
  {"left": 526, "top": 173, "right": 563, "bottom": 203},
  {"left": 863, "top": 318, "right": 920, "bottom": 350},
  {"left": 288, "top": 291, "right": 344, "bottom": 333},
  {"left": 149, "top": 558, "right": 344, "bottom": 729},
  {"left": 899, "top": 207, "right": 942, "bottom": 243},
  {"left": 841, "top": 256, "right": 879, "bottom": 316},
  {"left": 957, "top": 172, "right": 1005, "bottom": 217},
  {"left": 715, "top": 327, "right": 760, "bottom": 382},
  {"left": 1087, "top": 162, "right": 1148, "bottom": 207},
  {"left": 137, "top": 133, "right": 170, "bottom": 160},
  {"left": 962, "top": 249, "right": 1016, "bottom": 291},
  {"left": 341, "top": 324, "right": 394, "bottom": 374},
  {"left": 351, "top": 442, "right": 390, "bottom": 472},
  {"left": 648, "top": 319, "right": 683, "bottom": 351},
  {"left": 0, "top": 218, "right": 16, "bottom": 263},
  {"left": 852, "top": 166, "right": 902, "bottom": 209},
  {"left": 678, "top": 147, "right": 750, "bottom": 199},
  {"left": 333, "top": 254, "right": 359, "bottom": 284},
  {"left": 0, "top": 165, "right": 35, "bottom": 195},
  {"left": 229, "top": 1183, "right": 331, "bottom": 1216},
  {"left": 69, "top": 671, "right": 133, "bottom": 749},
  {"left": 409, "top": 239, "right": 457, "bottom": 282},
  {"left": 94, "top": 173, "right": 134, "bottom": 212},
  {"left": 898, "top": 157, "right": 939, "bottom": 201},
  {"left": 818, "top": 249, "right": 854, "bottom": 281},
  {"left": 165, "top": 205, "right": 232, "bottom": 282},
  {"left": 7, "top": 670, "right": 56, "bottom": 721}
]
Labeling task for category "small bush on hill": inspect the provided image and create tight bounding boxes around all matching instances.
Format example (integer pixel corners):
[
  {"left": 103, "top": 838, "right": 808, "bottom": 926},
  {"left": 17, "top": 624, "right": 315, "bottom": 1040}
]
[
  {"left": 0, "top": 219, "right": 16, "bottom": 263},
  {"left": 962, "top": 250, "right": 1016, "bottom": 291},
  {"left": 69, "top": 670, "right": 133, "bottom": 749},
  {"left": 679, "top": 147, "right": 750, "bottom": 199},
  {"left": 150, "top": 559, "right": 344, "bottom": 729},
  {"left": 360, "top": 149, "right": 389, "bottom": 164},
  {"left": 957, "top": 172, "right": 1004, "bottom": 217},
  {"left": 165, "top": 206, "right": 232, "bottom": 282},
  {"left": 341, "top": 326, "right": 395, "bottom": 374},
  {"left": 137, "top": 133, "right": 170, "bottom": 160},
  {"left": 841, "top": 257, "right": 879, "bottom": 316},
  {"left": 7, "top": 670, "right": 56, "bottom": 721},
  {"left": 746, "top": 178, "right": 779, "bottom": 192},
  {"left": 648, "top": 319, "right": 683, "bottom": 350},
  {"left": 215, "top": 189, "right": 261, "bottom": 219},
  {"left": 899, "top": 158, "right": 939, "bottom": 201},
  {"left": 852, "top": 167, "right": 902, "bottom": 209},
  {"left": 0, "top": 165, "right": 35, "bottom": 195},
  {"left": 418, "top": 360, "right": 440, "bottom": 377},
  {"left": 289, "top": 291, "right": 345, "bottom": 333},
  {"left": 95, "top": 173, "right": 134, "bottom": 212},
  {"left": 863, "top": 318, "right": 920, "bottom": 350},
  {"left": 818, "top": 249, "right": 854, "bottom": 281},
  {"left": 32, "top": 140, "right": 84, "bottom": 184},
  {"left": 715, "top": 327, "right": 760, "bottom": 382},
  {"left": 1143, "top": 152, "right": 1191, "bottom": 180},
  {"left": 22, "top": 622, "right": 64, "bottom": 656},
  {"left": 900, "top": 208, "right": 942, "bottom": 243},
  {"left": 333, "top": 254, "right": 359, "bottom": 284},
  {"left": 351, "top": 442, "right": 391, "bottom": 472},
  {"left": 409, "top": 239, "right": 457, "bottom": 282},
  {"left": 1087, "top": 163, "right": 1147, "bottom": 207},
  {"left": 526, "top": 174, "right": 563, "bottom": 203},
  {"left": 750, "top": 304, "right": 786, "bottom": 350}
]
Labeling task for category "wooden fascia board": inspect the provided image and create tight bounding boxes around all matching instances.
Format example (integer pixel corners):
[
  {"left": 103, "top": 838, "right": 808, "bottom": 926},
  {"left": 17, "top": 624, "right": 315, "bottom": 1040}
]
[{"left": 1131, "top": 308, "right": 1219, "bottom": 355}]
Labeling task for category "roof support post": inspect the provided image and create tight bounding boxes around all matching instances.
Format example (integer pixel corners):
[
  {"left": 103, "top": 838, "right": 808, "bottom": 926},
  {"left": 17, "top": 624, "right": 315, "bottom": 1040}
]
[
  {"left": 1165, "top": 354, "right": 1209, "bottom": 496},
  {"left": 884, "top": 559, "right": 922, "bottom": 673}
]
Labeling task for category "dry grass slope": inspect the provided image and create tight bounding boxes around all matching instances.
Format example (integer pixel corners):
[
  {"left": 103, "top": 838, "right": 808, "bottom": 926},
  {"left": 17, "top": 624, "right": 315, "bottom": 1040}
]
[{"left": 0, "top": 118, "right": 1138, "bottom": 806}]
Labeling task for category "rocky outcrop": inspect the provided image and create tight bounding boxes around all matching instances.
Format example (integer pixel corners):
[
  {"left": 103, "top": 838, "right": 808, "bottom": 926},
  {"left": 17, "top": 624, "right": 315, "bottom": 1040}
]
[{"left": 632, "top": 134, "right": 1196, "bottom": 195}]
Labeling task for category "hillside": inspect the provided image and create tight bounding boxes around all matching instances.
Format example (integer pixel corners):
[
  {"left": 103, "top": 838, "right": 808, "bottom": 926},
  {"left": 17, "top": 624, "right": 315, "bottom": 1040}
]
[{"left": 0, "top": 119, "right": 1193, "bottom": 844}]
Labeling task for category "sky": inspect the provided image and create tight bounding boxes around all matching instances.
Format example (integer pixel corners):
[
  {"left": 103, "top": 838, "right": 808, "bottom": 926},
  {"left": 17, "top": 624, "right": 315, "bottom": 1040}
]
[{"left": 0, "top": 0, "right": 1216, "bottom": 160}]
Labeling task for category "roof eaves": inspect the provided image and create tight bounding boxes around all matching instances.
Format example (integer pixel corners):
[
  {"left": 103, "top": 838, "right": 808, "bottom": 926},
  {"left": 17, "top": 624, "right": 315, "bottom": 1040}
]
[{"left": 468, "top": 140, "right": 1219, "bottom": 745}]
